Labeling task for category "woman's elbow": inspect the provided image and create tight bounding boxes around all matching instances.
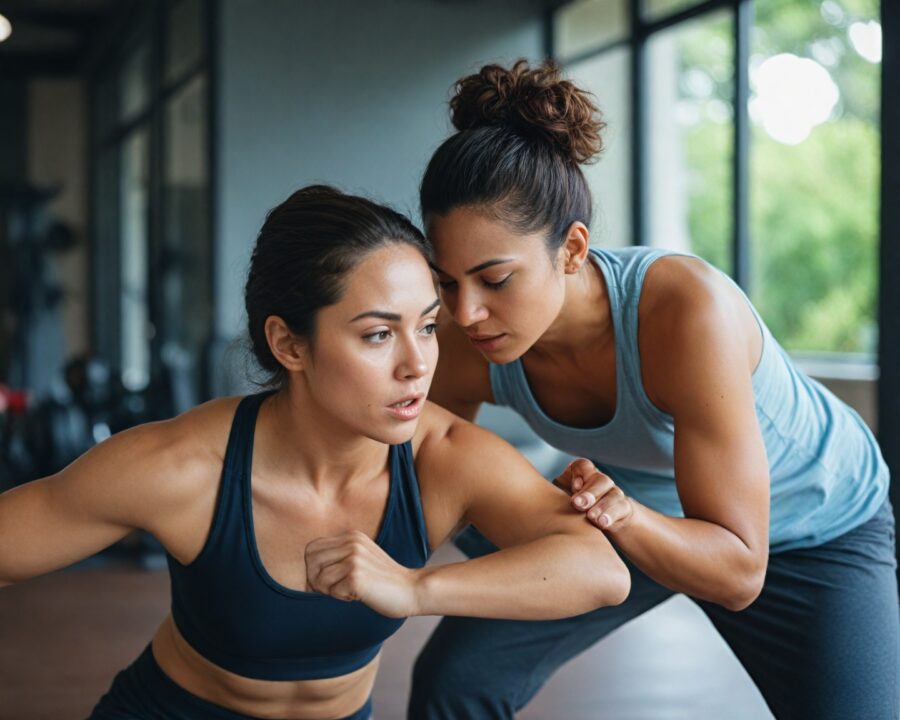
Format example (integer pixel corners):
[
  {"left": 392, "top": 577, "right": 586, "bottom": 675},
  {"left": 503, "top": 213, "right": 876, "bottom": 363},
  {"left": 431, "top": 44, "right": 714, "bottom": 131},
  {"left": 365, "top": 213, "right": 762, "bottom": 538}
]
[
  {"left": 721, "top": 561, "right": 766, "bottom": 612},
  {"left": 607, "top": 558, "right": 632, "bottom": 606},
  {"left": 588, "top": 555, "right": 631, "bottom": 609}
]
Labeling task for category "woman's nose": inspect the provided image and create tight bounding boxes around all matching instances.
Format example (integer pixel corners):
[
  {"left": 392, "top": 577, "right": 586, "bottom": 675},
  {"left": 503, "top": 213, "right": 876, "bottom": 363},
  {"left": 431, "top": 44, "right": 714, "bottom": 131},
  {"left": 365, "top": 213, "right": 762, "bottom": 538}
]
[
  {"left": 396, "top": 337, "right": 428, "bottom": 380},
  {"left": 454, "top": 287, "right": 489, "bottom": 328}
]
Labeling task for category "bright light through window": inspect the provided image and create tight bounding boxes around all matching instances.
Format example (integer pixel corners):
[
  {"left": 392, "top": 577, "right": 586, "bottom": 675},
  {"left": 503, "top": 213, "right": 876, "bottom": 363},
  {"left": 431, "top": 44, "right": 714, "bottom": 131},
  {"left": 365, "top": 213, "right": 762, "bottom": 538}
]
[
  {"left": 750, "top": 53, "right": 839, "bottom": 145},
  {"left": 0, "top": 14, "right": 12, "bottom": 43},
  {"left": 848, "top": 21, "right": 882, "bottom": 64}
]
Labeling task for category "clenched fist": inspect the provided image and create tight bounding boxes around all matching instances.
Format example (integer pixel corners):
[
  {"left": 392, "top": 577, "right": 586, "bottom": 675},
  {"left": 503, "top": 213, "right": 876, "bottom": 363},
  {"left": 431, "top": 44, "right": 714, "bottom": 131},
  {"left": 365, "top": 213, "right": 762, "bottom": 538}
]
[{"left": 305, "top": 530, "right": 422, "bottom": 618}]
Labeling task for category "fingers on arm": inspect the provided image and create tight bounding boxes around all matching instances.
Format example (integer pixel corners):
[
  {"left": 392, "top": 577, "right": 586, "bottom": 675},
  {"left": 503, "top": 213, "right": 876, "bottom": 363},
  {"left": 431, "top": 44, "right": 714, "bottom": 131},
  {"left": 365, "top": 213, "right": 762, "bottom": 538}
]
[
  {"left": 584, "top": 486, "right": 629, "bottom": 529},
  {"left": 568, "top": 471, "right": 632, "bottom": 530},
  {"left": 554, "top": 458, "right": 599, "bottom": 493},
  {"left": 570, "top": 470, "right": 614, "bottom": 510}
]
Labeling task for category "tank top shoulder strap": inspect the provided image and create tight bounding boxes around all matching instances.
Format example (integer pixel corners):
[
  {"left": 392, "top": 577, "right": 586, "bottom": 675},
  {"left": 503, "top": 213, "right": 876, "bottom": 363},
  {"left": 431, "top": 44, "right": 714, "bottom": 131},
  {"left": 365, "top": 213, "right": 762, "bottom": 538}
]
[
  {"left": 389, "top": 441, "right": 431, "bottom": 562},
  {"left": 488, "top": 359, "right": 518, "bottom": 409},
  {"left": 590, "top": 246, "right": 674, "bottom": 424},
  {"left": 226, "top": 390, "right": 272, "bottom": 483},
  {"left": 176, "top": 390, "right": 273, "bottom": 567}
]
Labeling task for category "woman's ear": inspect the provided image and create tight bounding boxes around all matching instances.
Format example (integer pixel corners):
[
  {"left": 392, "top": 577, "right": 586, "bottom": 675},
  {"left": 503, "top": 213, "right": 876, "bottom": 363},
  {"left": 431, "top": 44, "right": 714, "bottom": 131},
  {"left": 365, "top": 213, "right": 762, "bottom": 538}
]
[
  {"left": 264, "top": 316, "right": 308, "bottom": 372},
  {"left": 558, "top": 221, "right": 591, "bottom": 274}
]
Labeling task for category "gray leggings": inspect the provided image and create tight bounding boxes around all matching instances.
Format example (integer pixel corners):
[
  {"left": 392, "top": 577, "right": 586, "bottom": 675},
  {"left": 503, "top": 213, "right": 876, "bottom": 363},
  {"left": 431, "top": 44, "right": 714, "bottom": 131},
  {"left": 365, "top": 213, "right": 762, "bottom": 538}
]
[{"left": 410, "top": 500, "right": 899, "bottom": 720}]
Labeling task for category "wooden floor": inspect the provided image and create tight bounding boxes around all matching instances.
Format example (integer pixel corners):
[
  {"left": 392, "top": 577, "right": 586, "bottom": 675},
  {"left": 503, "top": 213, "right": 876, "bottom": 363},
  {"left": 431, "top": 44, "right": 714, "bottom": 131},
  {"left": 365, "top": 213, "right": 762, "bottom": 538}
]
[{"left": 0, "top": 545, "right": 773, "bottom": 720}]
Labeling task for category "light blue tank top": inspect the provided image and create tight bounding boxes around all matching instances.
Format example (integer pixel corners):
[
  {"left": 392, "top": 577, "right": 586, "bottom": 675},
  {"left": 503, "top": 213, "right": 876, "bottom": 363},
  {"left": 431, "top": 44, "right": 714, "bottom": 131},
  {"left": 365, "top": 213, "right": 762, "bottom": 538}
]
[{"left": 490, "top": 247, "right": 889, "bottom": 552}]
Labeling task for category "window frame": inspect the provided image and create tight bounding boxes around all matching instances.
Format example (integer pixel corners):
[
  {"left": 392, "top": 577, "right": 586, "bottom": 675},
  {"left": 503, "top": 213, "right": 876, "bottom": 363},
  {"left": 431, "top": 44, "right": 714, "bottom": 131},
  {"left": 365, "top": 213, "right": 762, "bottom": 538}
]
[{"left": 86, "top": 0, "right": 216, "bottom": 404}]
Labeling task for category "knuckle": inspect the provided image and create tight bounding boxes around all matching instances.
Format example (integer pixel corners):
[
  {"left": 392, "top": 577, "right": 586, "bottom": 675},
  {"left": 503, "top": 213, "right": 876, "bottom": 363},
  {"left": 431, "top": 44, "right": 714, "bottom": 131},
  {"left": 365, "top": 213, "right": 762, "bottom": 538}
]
[{"left": 587, "top": 470, "right": 606, "bottom": 484}]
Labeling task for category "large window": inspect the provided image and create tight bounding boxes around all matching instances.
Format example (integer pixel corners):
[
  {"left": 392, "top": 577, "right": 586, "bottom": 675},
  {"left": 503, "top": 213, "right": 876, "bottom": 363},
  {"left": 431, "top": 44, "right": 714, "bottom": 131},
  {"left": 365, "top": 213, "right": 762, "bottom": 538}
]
[
  {"left": 568, "top": 49, "right": 633, "bottom": 248},
  {"left": 750, "top": 0, "right": 880, "bottom": 354},
  {"left": 553, "top": 0, "right": 881, "bottom": 358},
  {"left": 91, "top": 0, "right": 213, "bottom": 409},
  {"left": 646, "top": 9, "right": 734, "bottom": 273}
]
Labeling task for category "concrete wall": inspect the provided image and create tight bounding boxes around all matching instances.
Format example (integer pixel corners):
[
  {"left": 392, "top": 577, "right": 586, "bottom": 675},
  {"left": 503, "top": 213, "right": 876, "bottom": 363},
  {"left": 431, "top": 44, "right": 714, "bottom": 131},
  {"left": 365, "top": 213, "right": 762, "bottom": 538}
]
[
  {"left": 216, "top": 0, "right": 546, "bottom": 343},
  {"left": 2, "top": 78, "right": 89, "bottom": 396},
  {"left": 28, "top": 78, "right": 89, "bottom": 363}
]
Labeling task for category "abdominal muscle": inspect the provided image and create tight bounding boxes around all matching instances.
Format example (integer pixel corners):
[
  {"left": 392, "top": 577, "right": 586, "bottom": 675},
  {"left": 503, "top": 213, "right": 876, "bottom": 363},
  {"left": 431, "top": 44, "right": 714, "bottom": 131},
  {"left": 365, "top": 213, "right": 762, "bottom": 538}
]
[{"left": 151, "top": 614, "right": 378, "bottom": 720}]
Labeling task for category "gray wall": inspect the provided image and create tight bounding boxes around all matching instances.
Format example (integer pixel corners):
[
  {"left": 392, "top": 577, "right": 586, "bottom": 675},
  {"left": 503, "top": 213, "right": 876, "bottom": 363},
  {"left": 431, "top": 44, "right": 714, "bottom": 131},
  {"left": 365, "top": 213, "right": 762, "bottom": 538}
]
[
  {"left": 29, "top": 79, "right": 89, "bottom": 364},
  {"left": 216, "top": 0, "right": 546, "bottom": 342}
]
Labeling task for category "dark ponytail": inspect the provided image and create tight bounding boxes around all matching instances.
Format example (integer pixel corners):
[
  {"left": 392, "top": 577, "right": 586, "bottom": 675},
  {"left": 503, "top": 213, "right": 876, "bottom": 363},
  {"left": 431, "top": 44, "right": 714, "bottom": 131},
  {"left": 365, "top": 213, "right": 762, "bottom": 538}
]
[
  {"left": 421, "top": 59, "right": 606, "bottom": 252},
  {"left": 244, "top": 185, "right": 430, "bottom": 386}
]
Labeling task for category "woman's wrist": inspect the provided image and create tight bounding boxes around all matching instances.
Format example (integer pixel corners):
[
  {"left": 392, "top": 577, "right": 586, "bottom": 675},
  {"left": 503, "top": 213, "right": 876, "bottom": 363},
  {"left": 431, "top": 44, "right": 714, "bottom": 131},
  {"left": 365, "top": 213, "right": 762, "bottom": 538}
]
[
  {"left": 604, "top": 498, "right": 644, "bottom": 541},
  {"left": 410, "top": 565, "right": 437, "bottom": 616}
]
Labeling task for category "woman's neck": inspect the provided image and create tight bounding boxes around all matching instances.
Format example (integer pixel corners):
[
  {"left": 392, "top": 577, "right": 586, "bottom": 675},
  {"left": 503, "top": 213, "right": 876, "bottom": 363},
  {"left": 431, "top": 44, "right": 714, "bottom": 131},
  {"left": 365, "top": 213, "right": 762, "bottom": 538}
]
[
  {"left": 529, "top": 253, "right": 613, "bottom": 361},
  {"left": 254, "top": 387, "right": 388, "bottom": 496}
]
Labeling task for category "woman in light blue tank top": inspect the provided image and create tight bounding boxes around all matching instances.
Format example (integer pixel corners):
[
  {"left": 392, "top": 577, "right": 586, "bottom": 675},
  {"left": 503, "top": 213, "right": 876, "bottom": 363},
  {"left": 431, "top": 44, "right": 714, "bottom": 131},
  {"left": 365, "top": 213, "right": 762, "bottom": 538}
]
[{"left": 410, "top": 60, "right": 898, "bottom": 720}]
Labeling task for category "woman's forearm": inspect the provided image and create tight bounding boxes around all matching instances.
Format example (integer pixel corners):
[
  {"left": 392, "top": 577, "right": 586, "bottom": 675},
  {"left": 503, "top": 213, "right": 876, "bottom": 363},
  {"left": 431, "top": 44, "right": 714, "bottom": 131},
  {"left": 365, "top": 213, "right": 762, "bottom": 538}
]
[
  {"left": 412, "top": 532, "right": 630, "bottom": 619},
  {"left": 610, "top": 502, "right": 767, "bottom": 611}
]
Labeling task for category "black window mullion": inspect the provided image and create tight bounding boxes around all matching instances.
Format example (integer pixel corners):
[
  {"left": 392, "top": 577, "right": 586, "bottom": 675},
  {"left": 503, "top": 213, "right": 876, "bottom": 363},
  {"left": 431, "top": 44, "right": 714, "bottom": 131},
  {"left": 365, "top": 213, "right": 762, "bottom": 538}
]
[
  {"left": 642, "top": 0, "right": 733, "bottom": 34},
  {"left": 203, "top": 0, "right": 220, "bottom": 401},
  {"left": 147, "top": 2, "right": 166, "bottom": 390},
  {"left": 543, "top": 2, "right": 555, "bottom": 59},
  {"left": 878, "top": 0, "right": 900, "bottom": 575},
  {"left": 732, "top": 0, "right": 751, "bottom": 289},
  {"left": 631, "top": 0, "right": 648, "bottom": 246}
]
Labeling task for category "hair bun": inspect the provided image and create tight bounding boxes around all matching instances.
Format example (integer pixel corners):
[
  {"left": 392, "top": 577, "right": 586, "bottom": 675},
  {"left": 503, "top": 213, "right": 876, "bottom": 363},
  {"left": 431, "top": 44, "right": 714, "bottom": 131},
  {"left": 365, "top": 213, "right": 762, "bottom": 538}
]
[{"left": 449, "top": 59, "right": 605, "bottom": 164}]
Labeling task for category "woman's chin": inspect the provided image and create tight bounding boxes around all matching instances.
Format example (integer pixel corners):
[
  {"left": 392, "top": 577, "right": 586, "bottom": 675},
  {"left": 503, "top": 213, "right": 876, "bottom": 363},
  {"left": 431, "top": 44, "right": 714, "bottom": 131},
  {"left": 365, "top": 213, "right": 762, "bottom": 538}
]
[
  {"left": 478, "top": 341, "right": 526, "bottom": 366},
  {"left": 366, "top": 421, "right": 420, "bottom": 447}
]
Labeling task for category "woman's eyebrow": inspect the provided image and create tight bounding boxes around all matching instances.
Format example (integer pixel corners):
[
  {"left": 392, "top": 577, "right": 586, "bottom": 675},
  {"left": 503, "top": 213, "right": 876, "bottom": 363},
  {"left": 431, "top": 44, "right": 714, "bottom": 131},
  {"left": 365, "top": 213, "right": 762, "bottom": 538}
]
[
  {"left": 350, "top": 297, "right": 440, "bottom": 323},
  {"left": 430, "top": 258, "right": 513, "bottom": 276},
  {"left": 421, "top": 298, "right": 441, "bottom": 316}
]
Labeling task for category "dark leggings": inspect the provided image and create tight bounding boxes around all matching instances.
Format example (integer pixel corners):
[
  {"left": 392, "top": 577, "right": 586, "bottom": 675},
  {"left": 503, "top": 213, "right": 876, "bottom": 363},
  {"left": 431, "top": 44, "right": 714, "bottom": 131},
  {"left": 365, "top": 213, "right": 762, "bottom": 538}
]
[
  {"left": 410, "top": 500, "right": 899, "bottom": 720},
  {"left": 88, "top": 645, "right": 373, "bottom": 720}
]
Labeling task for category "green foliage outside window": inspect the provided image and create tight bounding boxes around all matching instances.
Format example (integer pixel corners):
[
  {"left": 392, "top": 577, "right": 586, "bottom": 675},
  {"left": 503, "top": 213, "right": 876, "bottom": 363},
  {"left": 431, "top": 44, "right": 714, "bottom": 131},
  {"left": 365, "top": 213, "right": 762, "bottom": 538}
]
[{"left": 679, "top": 0, "right": 880, "bottom": 353}]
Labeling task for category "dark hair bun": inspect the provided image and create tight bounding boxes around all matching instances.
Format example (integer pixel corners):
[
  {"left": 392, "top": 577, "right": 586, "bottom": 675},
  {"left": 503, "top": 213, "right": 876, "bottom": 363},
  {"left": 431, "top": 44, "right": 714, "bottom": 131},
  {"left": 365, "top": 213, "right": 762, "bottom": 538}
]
[{"left": 450, "top": 59, "right": 605, "bottom": 164}]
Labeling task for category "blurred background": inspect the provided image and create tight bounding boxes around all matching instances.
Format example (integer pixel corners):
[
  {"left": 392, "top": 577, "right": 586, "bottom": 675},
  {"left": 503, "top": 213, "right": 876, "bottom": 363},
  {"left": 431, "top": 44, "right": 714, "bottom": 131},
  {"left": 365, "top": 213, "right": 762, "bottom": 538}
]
[{"left": 0, "top": 0, "right": 895, "bottom": 718}]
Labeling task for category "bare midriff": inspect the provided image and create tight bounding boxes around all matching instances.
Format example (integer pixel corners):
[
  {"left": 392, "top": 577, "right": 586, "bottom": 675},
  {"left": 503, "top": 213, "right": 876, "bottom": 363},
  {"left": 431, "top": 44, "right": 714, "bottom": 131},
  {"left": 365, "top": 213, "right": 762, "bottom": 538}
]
[{"left": 151, "top": 614, "right": 378, "bottom": 720}]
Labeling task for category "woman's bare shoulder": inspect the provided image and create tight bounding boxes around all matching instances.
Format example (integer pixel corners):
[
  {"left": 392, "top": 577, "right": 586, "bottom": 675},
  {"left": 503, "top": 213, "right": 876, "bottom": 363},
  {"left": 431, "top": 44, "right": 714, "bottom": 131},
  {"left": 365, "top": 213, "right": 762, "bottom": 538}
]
[
  {"left": 639, "top": 255, "right": 762, "bottom": 410},
  {"left": 641, "top": 254, "right": 749, "bottom": 320},
  {"left": 411, "top": 401, "right": 510, "bottom": 472},
  {"left": 98, "top": 395, "right": 245, "bottom": 547},
  {"left": 93, "top": 396, "right": 243, "bottom": 511},
  {"left": 172, "top": 395, "right": 244, "bottom": 459}
]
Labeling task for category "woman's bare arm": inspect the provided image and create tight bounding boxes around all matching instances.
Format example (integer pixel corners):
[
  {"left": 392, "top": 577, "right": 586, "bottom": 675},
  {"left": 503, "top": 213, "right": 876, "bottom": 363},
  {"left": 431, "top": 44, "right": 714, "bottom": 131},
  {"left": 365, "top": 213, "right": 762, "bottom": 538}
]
[
  {"left": 410, "top": 405, "right": 630, "bottom": 620},
  {"left": 559, "top": 258, "right": 769, "bottom": 610},
  {"left": 0, "top": 407, "right": 222, "bottom": 587}
]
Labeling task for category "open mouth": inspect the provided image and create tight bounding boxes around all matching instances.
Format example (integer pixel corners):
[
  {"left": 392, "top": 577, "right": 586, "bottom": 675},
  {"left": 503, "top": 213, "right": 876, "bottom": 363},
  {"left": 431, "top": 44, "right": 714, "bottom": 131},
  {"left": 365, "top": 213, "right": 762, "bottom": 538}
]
[
  {"left": 386, "top": 395, "right": 423, "bottom": 420},
  {"left": 390, "top": 399, "right": 416, "bottom": 408}
]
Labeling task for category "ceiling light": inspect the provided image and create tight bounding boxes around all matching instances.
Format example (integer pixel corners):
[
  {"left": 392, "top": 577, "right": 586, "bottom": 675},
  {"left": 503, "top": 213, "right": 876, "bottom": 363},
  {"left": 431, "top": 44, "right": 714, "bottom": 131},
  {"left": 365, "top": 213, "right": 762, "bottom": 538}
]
[{"left": 0, "top": 14, "right": 11, "bottom": 43}]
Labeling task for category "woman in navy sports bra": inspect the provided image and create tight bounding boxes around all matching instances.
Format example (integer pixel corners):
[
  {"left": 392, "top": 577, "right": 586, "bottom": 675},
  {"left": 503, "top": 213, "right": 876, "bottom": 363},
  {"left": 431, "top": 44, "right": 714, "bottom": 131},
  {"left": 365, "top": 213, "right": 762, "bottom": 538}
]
[{"left": 0, "top": 186, "right": 630, "bottom": 720}]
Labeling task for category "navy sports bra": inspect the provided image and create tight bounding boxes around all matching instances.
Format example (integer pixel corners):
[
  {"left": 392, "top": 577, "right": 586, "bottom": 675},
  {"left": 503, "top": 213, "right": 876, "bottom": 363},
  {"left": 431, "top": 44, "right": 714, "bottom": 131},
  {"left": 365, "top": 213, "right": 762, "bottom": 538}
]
[{"left": 166, "top": 391, "right": 431, "bottom": 680}]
